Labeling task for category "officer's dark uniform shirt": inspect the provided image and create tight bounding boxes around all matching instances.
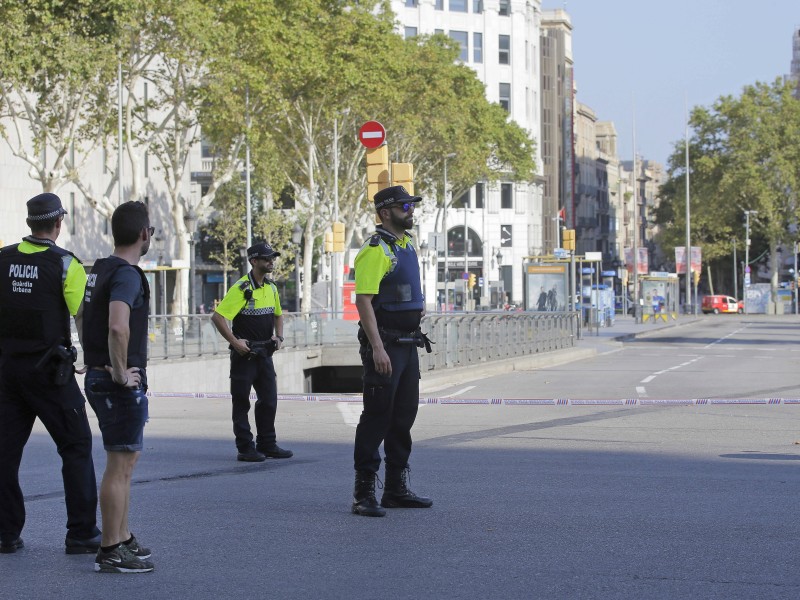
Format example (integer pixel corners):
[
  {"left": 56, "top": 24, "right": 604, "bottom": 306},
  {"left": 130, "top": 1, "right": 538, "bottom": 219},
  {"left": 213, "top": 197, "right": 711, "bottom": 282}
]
[
  {"left": 0, "top": 238, "right": 85, "bottom": 355},
  {"left": 82, "top": 257, "right": 150, "bottom": 369},
  {"left": 354, "top": 227, "right": 423, "bottom": 332},
  {"left": 215, "top": 272, "right": 282, "bottom": 342}
]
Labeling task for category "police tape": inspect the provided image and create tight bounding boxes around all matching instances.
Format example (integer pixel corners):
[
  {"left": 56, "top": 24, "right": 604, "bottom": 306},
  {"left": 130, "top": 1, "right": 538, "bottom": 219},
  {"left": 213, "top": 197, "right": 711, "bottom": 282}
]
[{"left": 144, "top": 391, "right": 800, "bottom": 406}]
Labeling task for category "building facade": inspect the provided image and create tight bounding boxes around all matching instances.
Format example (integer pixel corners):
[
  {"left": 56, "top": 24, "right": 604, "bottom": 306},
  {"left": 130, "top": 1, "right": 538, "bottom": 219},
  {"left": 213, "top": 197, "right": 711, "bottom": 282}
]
[{"left": 393, "top": 0, "right": 545, "bottom": 308}]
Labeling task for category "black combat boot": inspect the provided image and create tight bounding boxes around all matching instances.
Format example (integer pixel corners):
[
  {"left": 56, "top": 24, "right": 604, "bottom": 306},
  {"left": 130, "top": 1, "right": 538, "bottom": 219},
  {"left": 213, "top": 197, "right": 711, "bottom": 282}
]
[
  {"left": 381, "top": 466, "right": 433, "bottom": 509},
  {"left": 352, "top": 471, "right": 386, "bottom": 517}
]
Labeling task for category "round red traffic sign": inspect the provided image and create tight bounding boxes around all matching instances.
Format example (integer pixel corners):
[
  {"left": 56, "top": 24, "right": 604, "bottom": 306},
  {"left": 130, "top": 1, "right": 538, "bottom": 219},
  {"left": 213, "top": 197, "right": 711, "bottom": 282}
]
[{"left": 358, "top": 121, "right": 386, "bottom": 148}]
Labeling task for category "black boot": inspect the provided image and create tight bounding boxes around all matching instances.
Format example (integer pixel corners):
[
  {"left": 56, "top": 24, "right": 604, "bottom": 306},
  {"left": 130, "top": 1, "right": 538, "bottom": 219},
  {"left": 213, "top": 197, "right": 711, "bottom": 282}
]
[
  {"left": 352, "top": 471, "right": 386, "bottom": 517},
  {"left": 381, "top": 466, "right": 433, "bottom": 509}
]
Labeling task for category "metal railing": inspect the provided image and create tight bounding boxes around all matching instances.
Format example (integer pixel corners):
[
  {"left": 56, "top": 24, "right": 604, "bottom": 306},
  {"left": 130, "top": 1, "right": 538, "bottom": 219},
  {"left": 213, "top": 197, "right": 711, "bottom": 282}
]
[{"left": 73, "top": 311, "right": 579, "bottom": 368}]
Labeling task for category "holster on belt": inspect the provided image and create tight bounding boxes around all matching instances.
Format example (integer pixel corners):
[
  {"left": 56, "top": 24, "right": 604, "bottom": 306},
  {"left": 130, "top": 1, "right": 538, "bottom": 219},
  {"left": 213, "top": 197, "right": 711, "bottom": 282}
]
[
  {"left": 245, "top": 339, "right": 278, "bottom": 358},
  {"left": 34, "top": 343, "right": 78, "bottom": 386},
  {"left": 358, "top": 324, "right": 434, "bottom": 354}
]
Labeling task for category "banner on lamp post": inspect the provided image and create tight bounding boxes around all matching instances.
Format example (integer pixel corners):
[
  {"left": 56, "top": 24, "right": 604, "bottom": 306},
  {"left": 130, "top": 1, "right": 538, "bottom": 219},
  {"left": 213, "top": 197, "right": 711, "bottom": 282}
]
[
  {"left": 624, "top": 247, "right": 649, "bottom": 275},
  {"left": 674, "top": 246, "right": 702, "bottom": 275}
]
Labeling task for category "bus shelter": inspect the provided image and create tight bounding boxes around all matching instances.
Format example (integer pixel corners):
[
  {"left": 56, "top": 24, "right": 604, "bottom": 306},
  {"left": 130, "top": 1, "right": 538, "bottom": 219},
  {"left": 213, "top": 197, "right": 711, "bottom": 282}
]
[{"left": 639, "top": 275, "right": 680, "bottom": 322}]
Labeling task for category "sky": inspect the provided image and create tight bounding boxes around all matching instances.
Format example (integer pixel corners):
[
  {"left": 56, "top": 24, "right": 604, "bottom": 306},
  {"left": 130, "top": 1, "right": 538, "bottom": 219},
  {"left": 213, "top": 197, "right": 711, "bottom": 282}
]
[{"left": 544, "top": 0, "right": 799, "bottom": 167}]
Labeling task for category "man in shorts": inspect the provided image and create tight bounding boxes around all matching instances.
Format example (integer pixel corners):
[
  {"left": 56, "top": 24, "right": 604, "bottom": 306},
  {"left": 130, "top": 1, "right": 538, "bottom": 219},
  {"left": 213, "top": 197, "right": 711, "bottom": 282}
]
[{"left": 82, "top": 201, "right": 154, "bottom": 573}]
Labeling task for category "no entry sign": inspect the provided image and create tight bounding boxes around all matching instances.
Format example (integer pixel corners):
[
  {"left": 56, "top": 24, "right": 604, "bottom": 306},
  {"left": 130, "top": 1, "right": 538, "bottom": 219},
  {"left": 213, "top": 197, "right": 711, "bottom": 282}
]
[{"left": 358, "top": 121, "right": 386, "bottom": 148}]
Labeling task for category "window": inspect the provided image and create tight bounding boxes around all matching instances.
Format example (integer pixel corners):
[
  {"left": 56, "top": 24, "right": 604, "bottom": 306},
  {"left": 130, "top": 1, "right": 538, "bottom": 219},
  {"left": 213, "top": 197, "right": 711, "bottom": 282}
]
[
  {"left": 473, "top": 0, "right": 483, "bottom": 13},
  {"left": 499, "top": 83, "right": 511, "bottom": 112},
  {"left": 454, "top": 190, "right": 470, "bottom": 209},
  {"left": 449, "top": 30, "right": 468, "bottom": 62},
  {"left": 435, "top": 0, "right": 443, "bottom": 9},
  {"left": 69, "top": 193, "right": 76, "bottom": 234},
  {"left": 449, "top": 0, "right": 467, "bottom": 12},
  {"left": 499, "top": 0, "right": 510, "bottom": 16},
  {"left": 473, "top": 32, "right": 483, "bottom": 63},
  {"left": 277, "top": 185, "right": 296, "bottom": 209},
  {"left": 475, "top": 183, "right": 485, "bottom": 208},
  {"left": 404, "top": 26, "right": 418, "bottom": 39},
  {"left": 501, "top": 183, "right": 513, "bottom": 209},
  {"left": 499, "top": 35, "right": 510, "bottom": 65},
  {"left": 404, "top": 0, "right": 418, "bottom": 6},
  {"left": 435, "top": 28, "right": 444, "bottom": 35}
]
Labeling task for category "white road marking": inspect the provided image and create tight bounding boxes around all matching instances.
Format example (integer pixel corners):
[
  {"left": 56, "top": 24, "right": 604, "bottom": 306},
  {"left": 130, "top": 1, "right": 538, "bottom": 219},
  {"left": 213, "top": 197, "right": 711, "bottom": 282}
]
[
  {"left": 703, "top": 326, "right": 747, "bottom": 349},
  {"left": 636, "top": 386, "right": 647, "bottom": 397},
  {"left": 337, "top": 402, "right": 362, "bottom": 428},
  {"left": 640, "top": 376, "right": 656, "bottom": 383},
  {"left": 441, "top": 386, "right": 476, "bottom": 398}
]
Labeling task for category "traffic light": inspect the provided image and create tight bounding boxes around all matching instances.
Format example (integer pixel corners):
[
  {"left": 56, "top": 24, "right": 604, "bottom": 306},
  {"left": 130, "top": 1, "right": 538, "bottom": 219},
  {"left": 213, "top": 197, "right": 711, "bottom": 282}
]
[
  {"left": 562, "top": 228, "right": 575, "bottom": 251},
  {"left": 468, "top": 273, "right": 476, "bottom": 289},
  {"left": 693, "top": 270, "right": 700, "bottom": 286},
  {"left": 332, "top": 222, "right": 345, "bottom": 253},
  {"left": 391, "top": 162, "right": 414, "bottom": 195},
  {"left": 324, "top": 231, "right": 333, "bottom": 253},
  {"left": 366, "top": 145, "right": 390, "bottom": 204}
]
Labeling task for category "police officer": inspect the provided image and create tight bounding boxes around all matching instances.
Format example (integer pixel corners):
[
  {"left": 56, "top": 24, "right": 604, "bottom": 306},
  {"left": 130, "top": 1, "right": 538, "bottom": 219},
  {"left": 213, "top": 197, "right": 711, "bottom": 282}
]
[
  {"left": 211, "top": 242, "right": 293, "bottom": 462},
  {"left": 352, "top": 185, "right": 433, "bottom": 517},
  {"left": 0, "top": 193, "right": 101, "bottom": 555}
]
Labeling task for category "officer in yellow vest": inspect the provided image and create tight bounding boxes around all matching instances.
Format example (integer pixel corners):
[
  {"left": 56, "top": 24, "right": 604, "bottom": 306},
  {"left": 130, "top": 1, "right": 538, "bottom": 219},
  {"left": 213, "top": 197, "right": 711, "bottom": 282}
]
[{"left": 211, "top": 242, "right": 293, "bottom": 462}]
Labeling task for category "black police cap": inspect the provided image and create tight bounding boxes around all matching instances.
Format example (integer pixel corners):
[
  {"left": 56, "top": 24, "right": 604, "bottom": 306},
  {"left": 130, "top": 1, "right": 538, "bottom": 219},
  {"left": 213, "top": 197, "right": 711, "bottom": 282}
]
[
  {"left": 27, "top": 193, "right": 68, "bottom": 221},
  {"left": 373, "top": 185, "right": 422, "bottom": 210},
  {"left": 247, "top": 242, "right": 281, "bottom": 260}
]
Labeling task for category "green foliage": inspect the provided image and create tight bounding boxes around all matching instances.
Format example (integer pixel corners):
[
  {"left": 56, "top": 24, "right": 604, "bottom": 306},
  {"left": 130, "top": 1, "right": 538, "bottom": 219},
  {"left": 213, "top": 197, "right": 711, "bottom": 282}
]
[{"left": 656, "top": 79, "right": 800, "bottom": 292}]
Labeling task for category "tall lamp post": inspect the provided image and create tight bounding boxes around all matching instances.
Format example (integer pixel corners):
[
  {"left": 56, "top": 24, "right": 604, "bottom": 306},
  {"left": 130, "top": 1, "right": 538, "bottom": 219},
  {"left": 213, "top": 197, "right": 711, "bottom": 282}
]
[
  {"left": 419, "top": 241, "right": 429, "bottom": 308},
  {"left": 183, "top": 208, "right": 198, "bottom": 315},
  {"left": 744, "top": 209, "right": 757, "bottom": 314},
  {"left": 153, "top": 233, "right": 166, "bottom": 316},
  {"left": 292, "top": 223, "right": 302, "bottom": 312},
  {"left": 442, "top": 153, "right": 456, "bottom": 312}
]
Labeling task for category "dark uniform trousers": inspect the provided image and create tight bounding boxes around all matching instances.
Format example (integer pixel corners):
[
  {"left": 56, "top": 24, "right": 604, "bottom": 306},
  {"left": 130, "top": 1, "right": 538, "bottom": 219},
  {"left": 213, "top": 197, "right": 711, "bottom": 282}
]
[
  {"left": 230, "top": 351, "right": 278, "bottom": 451},
  {"left": 354, "top": 339, "right": 420, "bottom": 474},
  {"left": 0, "top": 354, "right": 98, "bottom": 542}
]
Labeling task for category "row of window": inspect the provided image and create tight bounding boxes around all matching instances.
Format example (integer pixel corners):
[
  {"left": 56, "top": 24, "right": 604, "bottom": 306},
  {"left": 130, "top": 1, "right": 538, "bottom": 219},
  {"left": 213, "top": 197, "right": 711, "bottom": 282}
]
[
  {"left": 404, "top": 0, "right": 510, "bottom": 15},
  {"left": 453, "top": 182, "right": 515, "bottom": 210},
  {"left": 404, "top": 28, "right": 510, "bottom": 66}
]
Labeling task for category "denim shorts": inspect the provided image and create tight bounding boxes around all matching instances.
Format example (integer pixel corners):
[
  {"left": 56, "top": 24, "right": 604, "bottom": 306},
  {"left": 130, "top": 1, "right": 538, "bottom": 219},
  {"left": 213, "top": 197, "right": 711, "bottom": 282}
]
[{"left": 85, "top": 370, "right": 148, "bottom": 452}]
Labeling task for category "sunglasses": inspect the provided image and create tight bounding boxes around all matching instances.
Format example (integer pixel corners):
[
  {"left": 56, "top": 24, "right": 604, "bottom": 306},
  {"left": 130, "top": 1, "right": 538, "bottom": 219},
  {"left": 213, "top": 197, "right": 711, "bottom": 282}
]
[
  {"left": 146, "top": 226, "right": 155, "bottom": 236},
  {"left": 393, "top": 202, "right": 415, "bottom": 213}
]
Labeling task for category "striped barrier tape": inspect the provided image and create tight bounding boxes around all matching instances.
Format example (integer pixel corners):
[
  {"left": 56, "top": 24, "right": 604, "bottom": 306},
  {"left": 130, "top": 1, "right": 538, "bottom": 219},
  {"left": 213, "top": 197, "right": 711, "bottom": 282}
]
[{"left": 143, "top": 391, "right": 800, "bottom": 406}]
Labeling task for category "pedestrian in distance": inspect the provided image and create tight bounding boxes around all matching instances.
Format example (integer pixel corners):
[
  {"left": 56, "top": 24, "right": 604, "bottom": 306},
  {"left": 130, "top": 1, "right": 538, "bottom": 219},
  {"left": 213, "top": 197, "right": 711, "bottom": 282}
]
[
  {"left": 352, "top": 185, "right": 433, "bottom": 517},
  {"left": 82, "top": 201, "right": 154, "bottom": 573},
  {"left": 0, "top": 193, "right": 101, "bottom": 556},
  {"left": 211, "top": 242, "right": 293, "bottom": 462}
]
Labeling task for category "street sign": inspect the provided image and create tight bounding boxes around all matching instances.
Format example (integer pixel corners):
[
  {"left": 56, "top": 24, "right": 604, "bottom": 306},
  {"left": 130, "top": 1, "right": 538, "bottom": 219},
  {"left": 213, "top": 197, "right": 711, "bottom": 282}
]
[
  {"left": 358, "top": 121, "right": 386, "bottom": 148},
  {"left": 478, "top": 277, "right": 484, "bottom": 286}
]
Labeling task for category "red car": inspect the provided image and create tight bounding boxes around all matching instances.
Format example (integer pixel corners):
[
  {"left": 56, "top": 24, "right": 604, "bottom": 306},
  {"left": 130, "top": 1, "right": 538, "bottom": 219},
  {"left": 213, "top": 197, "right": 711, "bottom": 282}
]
[{"left": 701, "top": 295, "right": 743, "bottom": 314}]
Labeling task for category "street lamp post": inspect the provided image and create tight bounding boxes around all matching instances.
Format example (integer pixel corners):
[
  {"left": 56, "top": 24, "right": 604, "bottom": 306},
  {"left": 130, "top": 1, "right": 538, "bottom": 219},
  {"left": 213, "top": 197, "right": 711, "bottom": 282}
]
[
  {"left": 493, "top": 247, "right": 503, "bottom": 308},
  {"left": 419, "top": 241, "right": 429, "bottom": 307},
  {"left": 292, "top": 224, "right": 302, "bottom": 313},
  {"left": 442, "top": 153, "right": 456, "bottom": 312},
  {"left": 183, "top": 208, "right": 198, "bottom": 315},
  {"left": 744, "top": 209, "right": 757, "bottom": 314}
]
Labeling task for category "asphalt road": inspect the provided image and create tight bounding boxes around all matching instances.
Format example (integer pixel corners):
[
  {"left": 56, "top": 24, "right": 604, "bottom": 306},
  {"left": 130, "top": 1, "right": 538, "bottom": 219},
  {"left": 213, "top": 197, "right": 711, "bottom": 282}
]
[{"left": 2, "top": 315, "right": 798, "bottom": 599}]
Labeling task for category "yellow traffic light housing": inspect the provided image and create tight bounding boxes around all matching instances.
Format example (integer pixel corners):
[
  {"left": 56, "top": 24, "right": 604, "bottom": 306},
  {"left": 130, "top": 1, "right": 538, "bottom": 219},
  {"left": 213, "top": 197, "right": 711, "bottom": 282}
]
[
  {"left": 391, "top": 162, "right": 414, "bottom": 195},
  {"left": 366, "top": 145, "right": 390, "bottom": 203},
  {"left": 468, "top": 273, "right": 476, "bottom": 289},
  {"left": 324, "top": 231, "right": 333, "bottom": 253},
  {"left": 562, "top": 228, "right": 576, "bottom": 251},
  {"left": 332, "top": 222, "right": 345, "bottom": 253}
]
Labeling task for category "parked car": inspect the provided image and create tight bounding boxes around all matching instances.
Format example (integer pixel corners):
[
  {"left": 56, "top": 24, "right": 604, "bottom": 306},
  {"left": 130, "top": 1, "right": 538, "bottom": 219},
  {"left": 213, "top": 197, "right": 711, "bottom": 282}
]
[{"left": 701, "top": 295, "right": 743, "bottom": 314}]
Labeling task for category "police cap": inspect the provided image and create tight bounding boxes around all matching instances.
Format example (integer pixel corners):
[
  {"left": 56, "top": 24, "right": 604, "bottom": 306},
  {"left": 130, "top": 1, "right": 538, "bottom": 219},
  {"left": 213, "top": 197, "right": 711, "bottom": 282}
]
[
  {"left": 27, "top": 193, "right": 68, "bottom": 221},
  {"left": 247, "top": 242, "right": 281, "bottom": 260},
  {"left": 373, "top": 185, "right": 422, "bottom": 211}
]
